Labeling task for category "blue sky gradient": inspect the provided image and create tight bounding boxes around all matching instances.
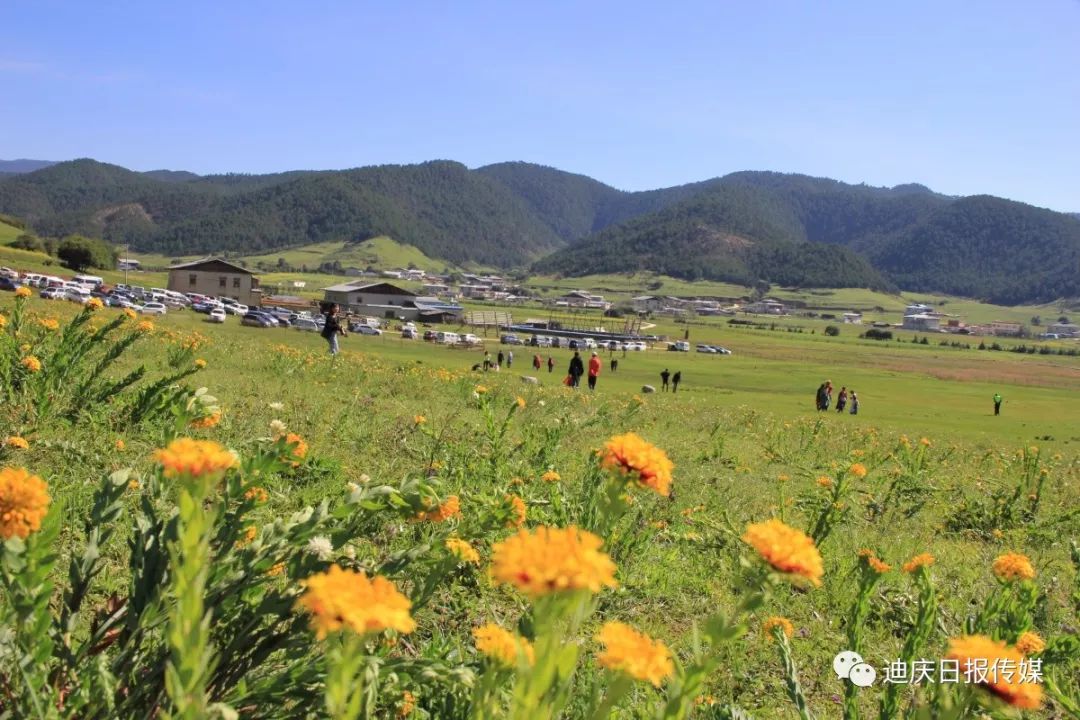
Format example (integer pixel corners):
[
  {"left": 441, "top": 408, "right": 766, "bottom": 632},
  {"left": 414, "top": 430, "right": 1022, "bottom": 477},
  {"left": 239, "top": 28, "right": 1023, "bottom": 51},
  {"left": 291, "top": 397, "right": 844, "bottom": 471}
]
[{"left": 1, "top": 1, "right": 1077, "bottom": 210}]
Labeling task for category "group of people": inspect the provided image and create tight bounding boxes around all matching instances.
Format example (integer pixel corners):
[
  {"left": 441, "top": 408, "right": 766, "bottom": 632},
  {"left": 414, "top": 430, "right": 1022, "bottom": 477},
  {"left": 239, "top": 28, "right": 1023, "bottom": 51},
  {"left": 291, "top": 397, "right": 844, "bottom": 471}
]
[
  {"left": 660, "top": 368, "right": 682, "bottom": 392},
  {"left": 565, "top": 351, "right": 604, "bottom": 390},
  {"left": 482, "top": 350, "right": 514, "bottom": 371},
  {"left": 816, "top": 381, "right": 859, "bottom": 415}
]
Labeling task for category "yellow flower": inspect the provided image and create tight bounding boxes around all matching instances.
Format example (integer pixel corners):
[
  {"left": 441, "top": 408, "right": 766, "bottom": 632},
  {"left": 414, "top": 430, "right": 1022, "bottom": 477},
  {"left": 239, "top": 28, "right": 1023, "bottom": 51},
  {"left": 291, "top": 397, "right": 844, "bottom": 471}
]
[
  {"left": 4, "top": 436, "right": 29, "bottom": 450},
  {"left": 38, "top": 317, "right": 59, "bottom": 332},
  {"left": 505, "top": 494, "right": 526, "bottom": 528},
  {"left": 0, "top": 467, "right": 50, "bottom": 539},
  {"left": 541, "top": 470, "right": 561, "bottom": 483},
  {"left": 474, "top": 385, "right": 488, "bottom": 395},
  {"left": 901, "top": 553, "right": 935, "bottom": 573},
  {"left": 944, "top": 635, "right": 1041, "bottom": 709},
  {"left": 919, "top": 437, "right": 931, "bottom": 447},
  {"left": 267, "top": 562, "right": 286, "bottom": 577},
  {"left": 153, "top": 438, "right": 237, "bottom": 479},
  {"left": 992, "top": 552, "right": 1036, "bottom": 582},
  {"left": 194, "top": 358, "right": 207, "bottom": 369},
  {"left": 598, "top": 432, "right": 674, "bottom": 497},
  {"left": 0, "top": 314, "right": 5, "bottom": 328},
  {"left": 296, "top": 565, "right": 416, "bottom": 639},
  {"left": 115, "top": 439, "right": 125, "bottom": 451},
  {"left": 189, "top": 411, "right": 221, "bottom": 429},
  {"left": 742, "top": 518, "right": 824, "bottom": 586},
  {"left": 413, "top": 415, "right": 426, "bottom": 425},
  {"left": 595, "top": 622, "right": 673, "bottom": 687},
  {"left": 848, "top": 463, "right": 868, "bottom": 478},
  {"left": 123, "top": 308, "right": 137, "bottom": 320},
  {"left": 1014, "top": 631, "right": 1045, "bottom": 655},
  {"left": 473, "top": 623, "right": 534, "bottom": 666},
  {"left": 992, "top": 529, "right": 1004, "bottom": 539},
  {"left": 86, "top": 297, "right": 104, "bottom": 310},
  {"left": 515, "top": 396, "right": 526, "bottom": 409},
  {"left": 244, "top": 486, "right": 269, "bottom": 503},
  {"left": 491, "top": 526, "right": 617, "bottom": 597},
  {"left": 21, "top": 356, "right": 42, "bottom": 373},
  {"left": 14, "top": 286, "right": 31, "bottom": 298},
  {"left": 415, "top": 495, "right": 461, "bottom": 522},
  {"left": 446, "top": 538, "right": 480, "bottom": 564},
  {"left": 135, "top": 320, "right": 154, "bottom": 333},
  {"left": 816, "top": 476, "right": 833, "bottom": 488},
  {"left": 762, "top": 616, "right": 795, "bottom": 641},
  {"left": 777, "top": 473, "right": 790, "bottom": 483}
]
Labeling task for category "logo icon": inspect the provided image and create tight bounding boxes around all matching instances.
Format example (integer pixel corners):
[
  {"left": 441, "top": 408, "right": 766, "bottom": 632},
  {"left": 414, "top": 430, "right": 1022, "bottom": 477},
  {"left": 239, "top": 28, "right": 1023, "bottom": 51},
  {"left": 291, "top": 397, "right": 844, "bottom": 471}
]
[{"left": 834, "top": 651, "right": 878, "bottom": 687}]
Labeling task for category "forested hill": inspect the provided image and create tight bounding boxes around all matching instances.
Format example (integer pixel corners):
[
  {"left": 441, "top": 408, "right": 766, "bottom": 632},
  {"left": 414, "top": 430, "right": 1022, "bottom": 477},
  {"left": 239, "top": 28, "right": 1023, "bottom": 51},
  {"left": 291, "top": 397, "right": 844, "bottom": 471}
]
[
  {"left": 1, "top": 159, "right": 1078, "bottom": 302},
  {"left": 534, "top": 171, "right": 1080, "bottom": 303}
]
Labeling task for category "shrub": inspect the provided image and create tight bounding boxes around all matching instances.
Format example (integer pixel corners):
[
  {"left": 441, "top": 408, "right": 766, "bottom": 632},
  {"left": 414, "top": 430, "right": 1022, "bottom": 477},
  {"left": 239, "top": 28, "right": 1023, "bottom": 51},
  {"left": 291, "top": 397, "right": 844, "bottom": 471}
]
[{"left": 824, "top": 325, "right": 840, "bottom": 337}]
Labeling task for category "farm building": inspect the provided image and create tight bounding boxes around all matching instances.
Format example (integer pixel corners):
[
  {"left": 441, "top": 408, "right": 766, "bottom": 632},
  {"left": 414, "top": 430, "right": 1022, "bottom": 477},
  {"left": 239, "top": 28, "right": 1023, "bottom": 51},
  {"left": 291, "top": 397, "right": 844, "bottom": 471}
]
[
  {"left": 167, "top": 258, "right": 262, "bottom": 306},
  {"left": 322, "top": 281, "right": 461, "bottom": 322}
]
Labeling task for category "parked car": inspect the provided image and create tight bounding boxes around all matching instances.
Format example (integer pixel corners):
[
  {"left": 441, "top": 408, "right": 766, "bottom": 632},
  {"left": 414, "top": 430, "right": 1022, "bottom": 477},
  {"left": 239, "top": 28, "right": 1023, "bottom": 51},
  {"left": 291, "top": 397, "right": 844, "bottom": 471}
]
[
  {"left": 208, "top": 308, "right": 227, "bottom": 323},
  {"left": 423, "top": 330, "right": 438, "bottom": 342},
  {"left": 241, "top": 312, "right": 273, "bottom": 328},
  {"left": 402, "top": 328, "right": 418, "bottom": 339},
  {"left": 625, "top": 341, "right": 646, "bottom": 351},
  {"left": 292, "top": 318, "right": 319, "bottom": 332},
  {"left": 714, "top": 346, "right": 732, "bottom": 355},
  {"left": 0, "top": 276, "right": 20, "bottom": 291},
  {"left": 65, "top": 287, "right": 92, "bottom": 304},
  {"left": 500, "top": 334, "right": 523, "bottom": 345},
  {"left": 668, "top": 341, "right": 690, "bottom": 352},
  {"left": 353, "top": 324, "right": 382, "bottom": 336},
  {"left": 224, "top": 303, "right": 248, "bottom": 316},
  {"left": 40, "top": 287, "right": 65, "bottom": 300},
  {"left": 460, "top": 333, "right": 482, "bottom": 345},
  {"left": 696, "top": 344, "right": 717, "bottom": 353},
  {"left": 139, "top": 302, "right": 168, "bottom": 315}
]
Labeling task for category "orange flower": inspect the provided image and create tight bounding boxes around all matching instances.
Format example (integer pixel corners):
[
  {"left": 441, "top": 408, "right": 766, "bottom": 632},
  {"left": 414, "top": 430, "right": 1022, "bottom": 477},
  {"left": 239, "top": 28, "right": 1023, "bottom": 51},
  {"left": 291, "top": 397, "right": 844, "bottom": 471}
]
[
  {"left": 413, "top": 415, "right": 426, "bottom": 425},
  {"left": 86, "top": 297, "right": 104, "bottom": 310},
  {"left": 154, "top": 438, "right": 237, "bottom": 479},
  {"left": 595, "top": 622, "right": 673, "bottom": 686},
  {"left": 398, "top": 691, "right": 416, "bottom": 718},
  {"left": 296, "top": 565, "right": 416, "bottom": 639},
  {"left": 902, "top": 553, "right": 935, "bottom": 573},
  {"left": 541, "top": 470, "right": 561, "bottom": 482},
  {"left": 194, "top": 358, "right": 207, "bottom": 369},
  {"left": 4, "top": 436, "right": 29, "bottom": 450},
  {"left": 123, "top": 308, "right": 137, "bottom": 320},
  {"left": 505, "top": 494, "right": 526, "bottom": 528},
  {"left": 38, "top": 317, "right": 59, "bottom": 331},
  {"left": 848, "top": 463, "right": 868, "bottom": 478},
  {"left": 762, "top": 616, "right": 795, "bottom": 641},
  {"left": 14, "top": 286, "right": 31, "bottom": 298},
  {"left": 742, "top": 519, "right": 824, "bottom": 586},
  {"left": 115, "top": 439, "right": 125, "bottom": 451},
  {"left": 21, "top": 356, "right": 42, "bottom": 373},
  {"left": 1014, "top": 631, "right": 1045, "bottom": 655},
  {"left": 135, "top": 320, "right": 155, "bottom": 333},
  {"left": 473, "top": 623, "right": 534, "bottom": 666},
  {"left": 0, "top": 467, "right": 50, "bottom": 539},
  {"left": 236, "top": 526, "right": 257, "bottom": 548},
  {"left": 189, "top": 411, "right": 221, "bottom": 429},
  {"left": 992, "top": 552, "right": 1036, "bottom": 582},
  {"left": 491, "top": 526, "right": 617, "bottom": 597},
  {"left": 944, "top": 635, "right": 1041, "bottom": 709},
  {"left": 415, "top": 495, "right": 461, "bottom": 522},
  {"left": 267, "top": 562, "right": 286, "bottom": 577},
  {"left": 283, "top": 433, "right": 308, "bottom": 462},
  {"left": 244, "top": 486, "right": 269, "bottom": 503},
  {"left": 598, "top": 432, "right": 674, "bottom": 496},
  {"left": 816, "top": 476, "right": 833, "bottom": 488},
  {"left": 445, "top": 538, "right": 480, "bottom": 564},
  {"left": 515, "top": 396, "right": 526, "bottom": 409}
]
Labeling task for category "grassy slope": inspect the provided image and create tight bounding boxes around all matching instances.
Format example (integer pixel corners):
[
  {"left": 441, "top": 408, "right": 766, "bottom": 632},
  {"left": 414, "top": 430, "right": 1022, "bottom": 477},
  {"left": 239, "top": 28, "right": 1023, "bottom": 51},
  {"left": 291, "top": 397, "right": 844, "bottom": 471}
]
[
  {"left": 3, "top": 293, "right": 1078, "bottom": 716},
  {"left": 0, "top": 219, "right": 23, "bottom": 244}
]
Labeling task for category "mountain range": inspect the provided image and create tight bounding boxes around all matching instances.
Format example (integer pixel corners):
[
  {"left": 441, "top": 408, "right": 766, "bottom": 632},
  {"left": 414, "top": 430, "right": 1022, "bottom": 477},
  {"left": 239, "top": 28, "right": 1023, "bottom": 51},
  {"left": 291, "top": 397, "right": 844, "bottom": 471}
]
[{"left": 1, "top": 158, "right": 1078, "bottom": 304}]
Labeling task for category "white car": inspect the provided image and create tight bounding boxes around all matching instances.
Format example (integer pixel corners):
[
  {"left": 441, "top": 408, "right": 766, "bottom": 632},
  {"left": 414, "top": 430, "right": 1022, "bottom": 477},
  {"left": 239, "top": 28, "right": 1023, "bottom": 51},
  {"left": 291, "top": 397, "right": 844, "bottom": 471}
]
[
  {"left": 139, "top": 302, "right": 168, "bottom": 315},
  {"left": 460, "top": 333, "right": 482, "bottom": 345},
  {"left": 224, "top": 303, "right": 248, "bottom": 316},
  {"left": 65, "top": 288, "right": 92, "bottom": 304},
  {"left": 293, "top": 318, "right": 319, "bottom": 332},
  {"left": 626, "top": 341, "right": 647, "bottom": 351},
  {"left": 208, "top": 308, "right": 227, "bottom": 323}
]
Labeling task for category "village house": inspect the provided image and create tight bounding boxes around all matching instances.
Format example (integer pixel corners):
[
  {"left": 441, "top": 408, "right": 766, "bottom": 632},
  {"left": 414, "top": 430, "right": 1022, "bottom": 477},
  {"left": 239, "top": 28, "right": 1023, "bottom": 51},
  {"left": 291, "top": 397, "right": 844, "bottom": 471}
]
[
  {"left": 321, "top": 281, "right": 461, "bottom": 322},
  {"left": 557, "top": 290, "right": 609, "bottom": 309},
  {"left": 1047, "top": 322, "right": 1080, "bottom": 337},
  {"left": 989, "top": 320, "right": 1023, "bottom": 337},
  {"left": 632, "top": 296, "right": 665, "bottom": 313},
  {"left": 741, "top": 299, "right": 787, "bottom": 315},
  {"left": 842, "top": 312, "right": 863, "bottom": 324},
  {"left": 167, "top": 258, "right": 262, "bottom": 306},
  {"left": 902, "top": 313, "right": 941, "bottom": 331}
]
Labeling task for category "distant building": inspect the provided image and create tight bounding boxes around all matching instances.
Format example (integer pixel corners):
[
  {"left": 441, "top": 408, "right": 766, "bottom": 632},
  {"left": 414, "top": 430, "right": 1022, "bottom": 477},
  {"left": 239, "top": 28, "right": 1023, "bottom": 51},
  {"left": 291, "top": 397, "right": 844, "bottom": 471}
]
[
  {"left": 168, "top": 258, "right": 262, "bottom": 306},
  {"left": 322, "top": 281, "right": 461, "bottom": 322},
  {"left": 842, "top": 312, "right": 863, "bottom": 324},
  {"left": 118, "top": 258, "right": 141, "bottom": 271},
  {"left": 558, "top": 290, "right": 609, "bottom": 309},
  {"left": 742, "top": 299, "right": 786, "bottom": 315},
  {"left": 632, "top": 296, "right": 664, "bottom": 313},
  {"left": 902, "top": 313, "right": 941, "bottom": 331},
  {"left": 989, "top": 321, "right": 1023, "bottom": 337},
  {"left": 1047, "top": 322, "right": 1079, "bottom": 337}
]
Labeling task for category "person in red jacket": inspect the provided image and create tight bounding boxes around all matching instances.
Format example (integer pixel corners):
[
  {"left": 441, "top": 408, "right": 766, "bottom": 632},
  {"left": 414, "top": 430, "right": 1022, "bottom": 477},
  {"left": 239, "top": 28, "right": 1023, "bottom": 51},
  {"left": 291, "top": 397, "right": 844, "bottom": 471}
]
[{"left": 587, "top": 351, "right": 602, "bottom": 391}]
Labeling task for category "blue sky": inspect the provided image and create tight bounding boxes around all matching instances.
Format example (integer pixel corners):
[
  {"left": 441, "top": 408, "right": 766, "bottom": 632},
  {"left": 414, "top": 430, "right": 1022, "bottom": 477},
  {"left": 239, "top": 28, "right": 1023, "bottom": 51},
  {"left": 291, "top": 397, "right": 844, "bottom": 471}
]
[{"left": 1, "top": 0, "right": 1077, "bottom": 210}]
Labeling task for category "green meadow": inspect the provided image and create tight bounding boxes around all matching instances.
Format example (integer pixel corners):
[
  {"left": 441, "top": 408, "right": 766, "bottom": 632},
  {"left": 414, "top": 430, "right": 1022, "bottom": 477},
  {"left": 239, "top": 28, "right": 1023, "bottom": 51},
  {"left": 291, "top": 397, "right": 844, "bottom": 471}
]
[{"left": 1, "top": 291, "right": 1078, "bottom": 717}]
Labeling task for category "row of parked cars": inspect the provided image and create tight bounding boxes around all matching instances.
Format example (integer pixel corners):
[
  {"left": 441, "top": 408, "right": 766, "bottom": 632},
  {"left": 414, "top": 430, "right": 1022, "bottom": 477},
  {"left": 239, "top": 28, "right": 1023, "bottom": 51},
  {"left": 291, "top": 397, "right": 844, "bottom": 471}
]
[
  {"left": 0, "top": 270, "right": 177, "bottom": 314},
  {"left": 666, "top": 341, "right": 733, "bottom": 354},
  {"left": 499, "top": 333, "right": 649, "bottom": 351}
]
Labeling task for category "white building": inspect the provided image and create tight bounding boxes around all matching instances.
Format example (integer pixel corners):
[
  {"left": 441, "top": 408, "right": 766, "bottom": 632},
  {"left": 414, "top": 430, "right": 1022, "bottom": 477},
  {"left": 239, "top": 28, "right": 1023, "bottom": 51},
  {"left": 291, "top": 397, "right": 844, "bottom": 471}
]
[{"left": 902, "top": 313, "right": 941, "bottom": 331}]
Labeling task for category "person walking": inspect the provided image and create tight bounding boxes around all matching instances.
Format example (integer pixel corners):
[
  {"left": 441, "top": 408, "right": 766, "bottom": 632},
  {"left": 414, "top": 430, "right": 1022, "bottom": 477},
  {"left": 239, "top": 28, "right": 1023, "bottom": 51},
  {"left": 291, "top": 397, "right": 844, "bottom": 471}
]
[
  {"left": 547, "top": 356, "right": 554, "bottom": 373},
  {"left": 533, "top": 354, "right": 542, "bottom": 371},
  {"left": 660, "top": 368, "right": 671, "bottom": 392},
  {"left": 568, "top": 351, "right": 585, "bottom": 389},
  {"left": 507, "top": 350, "right": 513, "bottom": 368},
  {"left": 836, "top": 386, "right": 848, "bottom": 413},
  {"left": 497, "top": 350, "right": 504, "bottom": 370},
  {"left": 483, "top": 351, "right": 492, "bottom": 371},
  {"left": 610, "top": 357, "right": 618, "bottom": 372},
  {"left": 320, "top": 303, "right": 346, "bottom": 356},
  {"left": 849, "top": 391, "right": 859, "bottom": 415},
  {"left": 816, "top": 383, "right": 827, "bottom": 411},
  {"left": 824, "top": 381, "right": 833, "bottom": 411},
  {"left": 587, "top": 351, "right": 602, "bottom": 391},
  {"left": 993, "top": 392, "right": 1003, "bottom": 415},
  {"left": 672, "top": 371, "right": 681, "bottom": 393}
]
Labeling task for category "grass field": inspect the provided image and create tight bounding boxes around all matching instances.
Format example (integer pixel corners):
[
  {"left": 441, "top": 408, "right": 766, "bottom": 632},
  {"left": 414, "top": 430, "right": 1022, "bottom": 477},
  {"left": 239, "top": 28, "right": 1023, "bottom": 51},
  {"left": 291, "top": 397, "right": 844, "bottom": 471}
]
[{"left": 1, "top": 291, "right": 1078, "bottom": 717}]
